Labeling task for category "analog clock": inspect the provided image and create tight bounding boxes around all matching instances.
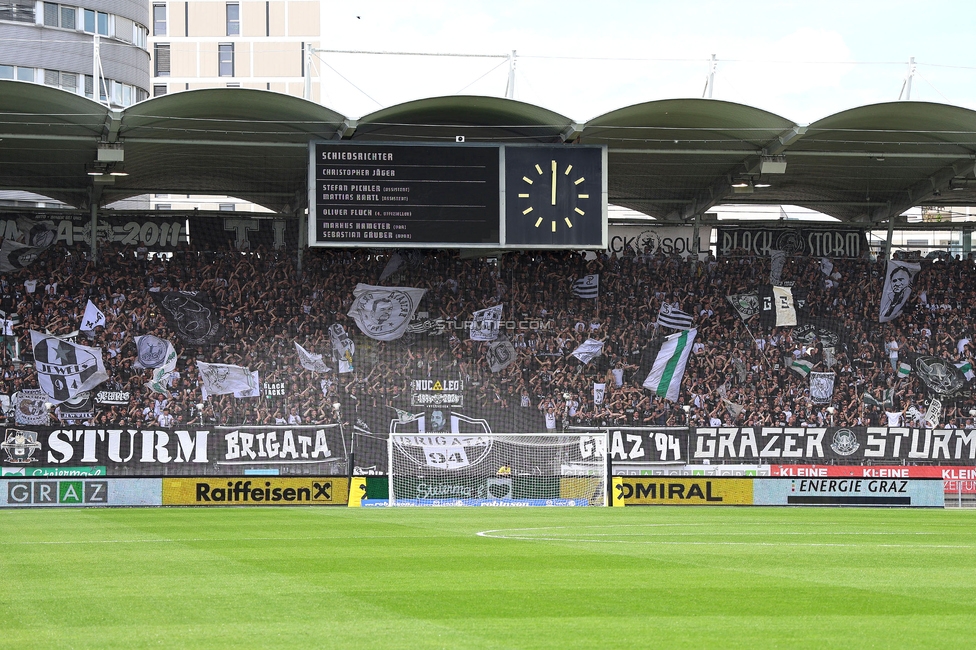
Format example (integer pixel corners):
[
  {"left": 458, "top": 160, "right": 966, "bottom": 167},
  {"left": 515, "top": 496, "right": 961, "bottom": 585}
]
[{"left": 504, "top": 145, "right": 605, "bottom": 248}]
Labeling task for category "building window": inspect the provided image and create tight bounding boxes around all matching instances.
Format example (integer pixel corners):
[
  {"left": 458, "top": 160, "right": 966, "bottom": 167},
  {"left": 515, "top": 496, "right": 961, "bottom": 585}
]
[
  {"left": 96, "top": 10, "right": 108, "bottom": 35},
  {"left": 43, "top": 2, "right": 58, "bottom": 26},
  {"left": 219, "top": 203, "right": 236, "bottom": 211},
  {"left": 153, "top": 84, "right": 167, "bottom": 97},
  {"left": 156, "top": 204, "right": 172, "bottom": 210},
  {"left": 16, "top": 66, "right": 34, "bottom": 82},
  {"left": 218, "top": 43, "right": 234, "bottom": 77},
  {"left": 226, "top": 3, "right": 239, "bottom": 36},
  {"left": 60, "top": 5, "right": 74, "bottom": 29},
  {"left": 225, "top": 82, "right": 240, "bottom": 87},
  {"left": 0, "top": 65, "right": 13, "bottom": 79},
  {"left": 83, "top": 8, "right": 94, "bottom": 32},
  {"left": 153, "top": 3, "right": 166, "bottom": 36},
  {"left": 154, "top": 43, "right": 170, "bottom": 76},
  {"left": 0, "top": 2, "right": 34, "bottom": 23}
]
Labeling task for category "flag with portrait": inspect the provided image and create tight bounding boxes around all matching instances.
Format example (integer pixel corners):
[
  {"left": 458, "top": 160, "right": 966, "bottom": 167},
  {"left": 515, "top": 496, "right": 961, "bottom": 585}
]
[{"left": 347, "top": 284, "right": 426, "bottom": 341}]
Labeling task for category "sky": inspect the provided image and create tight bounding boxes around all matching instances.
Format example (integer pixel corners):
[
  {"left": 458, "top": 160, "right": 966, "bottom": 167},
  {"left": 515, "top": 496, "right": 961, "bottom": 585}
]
[{"left": 314, "top": 0, "right": 976, "bottom": 124}]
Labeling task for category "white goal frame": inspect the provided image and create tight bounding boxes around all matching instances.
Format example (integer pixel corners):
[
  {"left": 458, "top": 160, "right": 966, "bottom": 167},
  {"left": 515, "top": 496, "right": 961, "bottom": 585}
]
[{"left": 387, "top": 432, "right": 609, "bottom": 507}]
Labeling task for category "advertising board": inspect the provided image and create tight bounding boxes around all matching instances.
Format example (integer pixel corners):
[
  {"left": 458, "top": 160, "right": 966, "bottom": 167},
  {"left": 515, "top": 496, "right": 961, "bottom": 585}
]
[
  {"left": 162, "top": 477, "right": 349, "bottom": 506},
  {"left": 616, "top": 477, "right": 753, "bottom": 505},
  {"left": 0, "top": 478, "right": 160, "bottom": 507},
  {"left": 753, "top": 478, "right": 944, "bottom": 507},
  {"left": 771, "top": 465, "right": 976, "bottom": 494}
]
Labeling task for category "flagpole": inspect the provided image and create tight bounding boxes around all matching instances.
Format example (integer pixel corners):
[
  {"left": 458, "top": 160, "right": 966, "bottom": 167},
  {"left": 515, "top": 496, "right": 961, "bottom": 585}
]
[{"left": 740, "top": 319, "right": 773, "bottom": 370}]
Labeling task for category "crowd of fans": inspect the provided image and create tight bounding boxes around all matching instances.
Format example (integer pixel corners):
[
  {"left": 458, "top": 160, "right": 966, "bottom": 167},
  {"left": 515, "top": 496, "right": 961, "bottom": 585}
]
[{"left": 1, "top": 233, "right": 975, "bottom": 434}]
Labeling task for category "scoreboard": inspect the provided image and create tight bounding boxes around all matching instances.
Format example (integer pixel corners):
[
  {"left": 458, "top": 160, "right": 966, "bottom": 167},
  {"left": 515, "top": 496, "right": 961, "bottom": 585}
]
[{"left": 308, "top": 142, "right": 607, "bottom": 249}]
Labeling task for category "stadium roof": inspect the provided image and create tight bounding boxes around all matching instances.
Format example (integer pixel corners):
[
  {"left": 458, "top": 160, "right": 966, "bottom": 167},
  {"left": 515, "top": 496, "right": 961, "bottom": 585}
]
[{"left": 2, "top": 79, "right": 976, "bottom": 222}]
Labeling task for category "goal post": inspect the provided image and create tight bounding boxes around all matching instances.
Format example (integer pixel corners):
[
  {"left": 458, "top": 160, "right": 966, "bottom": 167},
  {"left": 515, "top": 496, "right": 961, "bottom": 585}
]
[{"left": 387, "top": 432, "right": 609, "bottom": 506}]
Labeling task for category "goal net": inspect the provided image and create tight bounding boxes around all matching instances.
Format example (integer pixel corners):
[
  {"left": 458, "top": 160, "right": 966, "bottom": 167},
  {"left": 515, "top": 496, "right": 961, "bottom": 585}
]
[{"left": 388, "top": 432, "right": 608, "bottom": 506}]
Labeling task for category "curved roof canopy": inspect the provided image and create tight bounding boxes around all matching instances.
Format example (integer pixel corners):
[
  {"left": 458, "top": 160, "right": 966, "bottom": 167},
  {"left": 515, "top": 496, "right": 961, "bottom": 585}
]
[{"left": 2, "top": 80, "right": 976, "bottom": 222}]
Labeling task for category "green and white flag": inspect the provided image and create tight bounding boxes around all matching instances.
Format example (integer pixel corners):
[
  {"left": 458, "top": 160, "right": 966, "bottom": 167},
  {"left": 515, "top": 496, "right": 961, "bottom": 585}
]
[
  {"left": 955, "top": 361, "right": 975, "bottom": 382},
  {"left": 642, "top": 328, "right": 697, "bottom": 402},
  {"left": 897, "top": 361, "right": 912, "bottom": 378},
  {"left": 789, "top": 358, "right": 814, "bottom": 378}
]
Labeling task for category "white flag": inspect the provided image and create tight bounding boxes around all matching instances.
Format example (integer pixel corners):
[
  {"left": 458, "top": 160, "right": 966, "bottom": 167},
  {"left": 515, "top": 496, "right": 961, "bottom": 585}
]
[
  {"left": 329, "top": 323, "right": 355, "bottom": 373},
  {"left": 593, "top": 382, "right": 606, "bottom": 405},
  {"left": 572, "top": 274, "right": 599, "bottom": 299},
  {"left": 347, "top": 284, "right": 426, "bottom": 341},
  {"left": 810, "top": 372, "right": 835, "bottom": 404},
  {"left": 470, "top": 304, "right": 503, "bottom": 341},
  {"left": 30, "top": 331, "right": 109, "bottom": 404},
  {"left": 571, "top": 338, "right": 604, "bottom": 364},
  {"left": 642, "top": 328, "right": 697, "bottom": 402},
  {"left": 233, "top": 370, "right": 261, "bottom": 398},
  {"left": 133, "top": 335, "right": 175, "bottom": 369},
  {"left": 196, "top": 361, "right": 258, "bottom": 399},
  {"left": 772, "top": 286, "right": 797, "bottom": 327},
  {"left": 80, "top": 300, "right": 106, "bottom": 331},
  {"left": 294, "top": 341, "right": 331, "bottom": 373}
]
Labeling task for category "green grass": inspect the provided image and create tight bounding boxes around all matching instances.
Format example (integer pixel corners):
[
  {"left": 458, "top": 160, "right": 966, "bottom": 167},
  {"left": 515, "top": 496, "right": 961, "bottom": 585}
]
[{"left": 2, "top": 506, "right": 976, "bottom": 649}]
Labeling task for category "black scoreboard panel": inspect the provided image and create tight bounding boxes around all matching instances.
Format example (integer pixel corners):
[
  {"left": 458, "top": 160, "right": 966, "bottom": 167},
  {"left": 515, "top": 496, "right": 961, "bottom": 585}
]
[
  {"left": 310, "top": 142, "right": 501, "bottom": 247},
  {"left": 308, "top": 142, "right": 606, "bottom": 249}
]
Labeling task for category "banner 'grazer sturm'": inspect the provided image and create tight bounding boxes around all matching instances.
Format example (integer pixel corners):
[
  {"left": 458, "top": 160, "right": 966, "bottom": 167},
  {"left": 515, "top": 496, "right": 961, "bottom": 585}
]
[
  {"left": 716, "top": 227, "right": 868, "bottom": 259},
  {"left": 0, "top": 426, "right": 347, "bottom": 476},
  {"left": 151, "top": 291, "right": 223, "bottom": 345},
  {"left": 692, "top": 426, "right": 976, "bottom": 463}
]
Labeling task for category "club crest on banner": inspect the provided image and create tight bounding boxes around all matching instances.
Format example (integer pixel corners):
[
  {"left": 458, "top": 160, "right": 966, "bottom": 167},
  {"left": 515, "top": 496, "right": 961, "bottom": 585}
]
[
  {"left": 134, "top": 335, "right": 171, "bottom": 369},
  {"left": 910, "top": 355, "right": 967, "bottom": 396},
  {"left": 1, "top": 429, "right": 42, "bottom": 464},
  {"left": 829, "top": 429, "right": 859, "bottom": 456},
  {"left": 347, "top": 284, "right": 426, "bottom": 341}
]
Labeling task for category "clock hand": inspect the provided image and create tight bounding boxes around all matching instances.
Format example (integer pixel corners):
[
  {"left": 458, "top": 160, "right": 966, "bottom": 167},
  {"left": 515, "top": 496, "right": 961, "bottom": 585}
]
[{"left": 551, "top": 160, "right": 557, "bottom": 206}]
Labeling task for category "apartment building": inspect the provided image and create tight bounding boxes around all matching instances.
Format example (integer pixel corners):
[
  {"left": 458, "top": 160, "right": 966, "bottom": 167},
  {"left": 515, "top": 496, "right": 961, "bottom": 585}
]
[
  {"left": 0, "top": 0, "right": 151, "bottom": 105},
  {"left": 148, "top": 1, "right": 319, "bottom": 98}
]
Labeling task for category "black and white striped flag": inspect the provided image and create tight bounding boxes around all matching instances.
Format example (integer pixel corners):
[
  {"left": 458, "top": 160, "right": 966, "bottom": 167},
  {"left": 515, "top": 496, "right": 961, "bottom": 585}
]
[
  {"left": 656, "top": 303, "right": 694, "bottom": 331},
  {"left": 572, "top": 274, "right": 599, "bottom": 299}
]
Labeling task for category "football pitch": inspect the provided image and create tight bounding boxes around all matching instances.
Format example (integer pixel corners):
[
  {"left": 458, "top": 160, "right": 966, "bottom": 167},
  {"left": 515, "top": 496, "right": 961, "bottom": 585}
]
[{"left": 2, "top": 506, "right": 975, "bottom": 649}]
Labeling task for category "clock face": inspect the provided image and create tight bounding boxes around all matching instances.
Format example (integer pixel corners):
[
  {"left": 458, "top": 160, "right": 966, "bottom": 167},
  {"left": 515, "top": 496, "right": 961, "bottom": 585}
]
[{"left": 504, "top": 145, "right": 605, "bottom": 248}]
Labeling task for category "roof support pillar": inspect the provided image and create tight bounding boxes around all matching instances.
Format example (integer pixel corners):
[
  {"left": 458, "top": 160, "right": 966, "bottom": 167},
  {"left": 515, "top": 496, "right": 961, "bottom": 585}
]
[
  {"left": 296, "top": 207, "right": 306, "bottom": 276},
  {"left": 90, "top": 202, "right": 99, "bottom": 265}
]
